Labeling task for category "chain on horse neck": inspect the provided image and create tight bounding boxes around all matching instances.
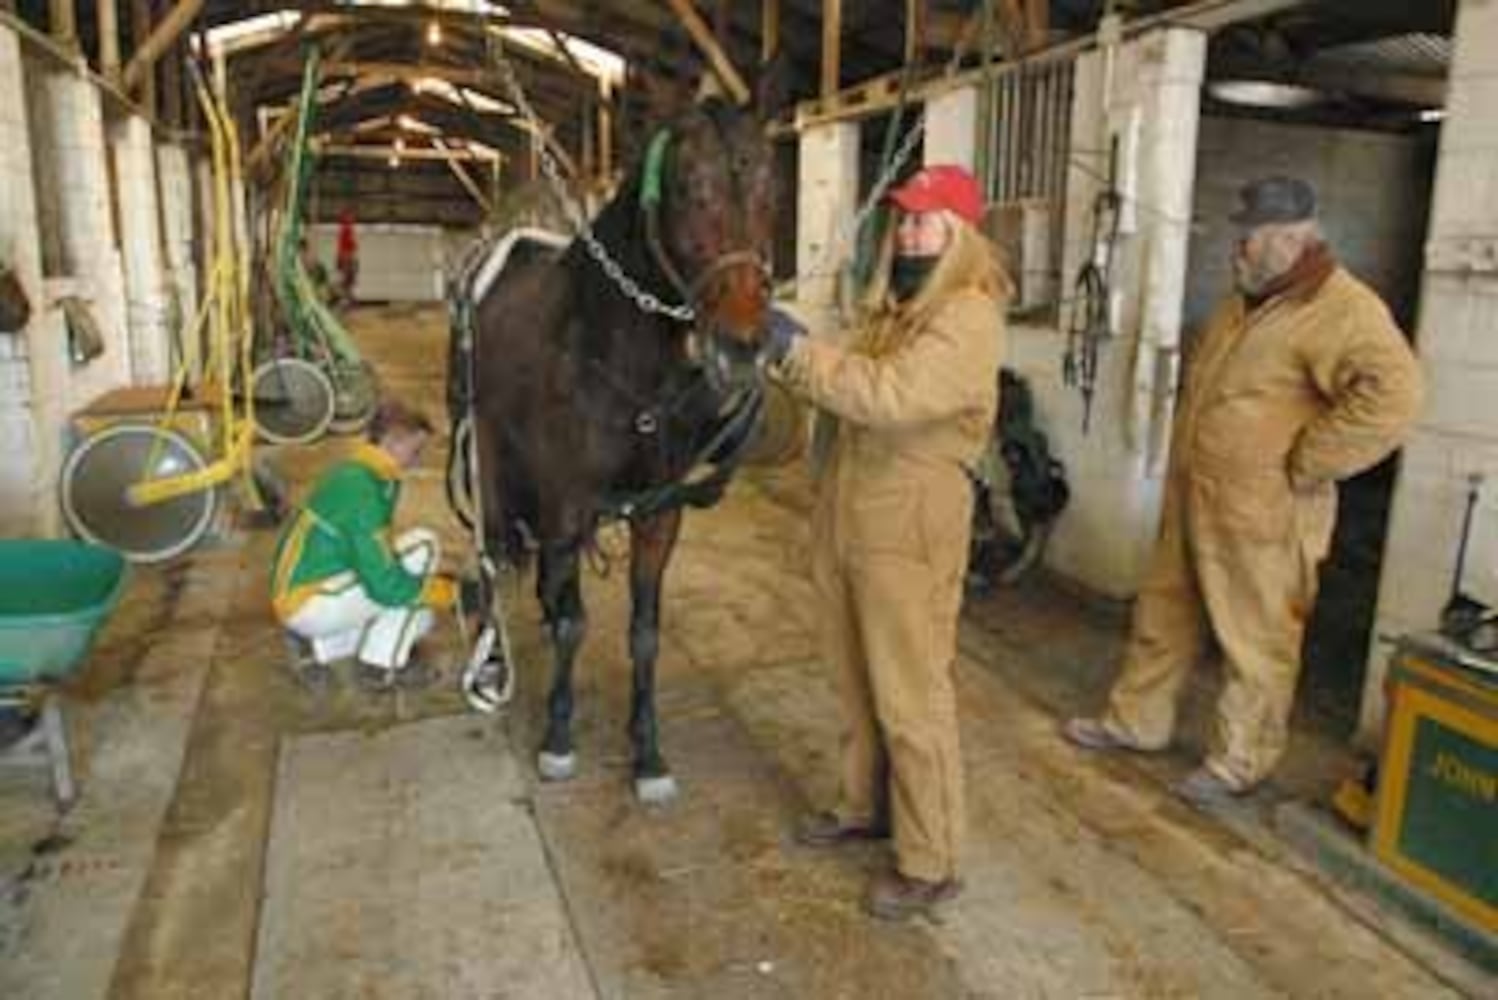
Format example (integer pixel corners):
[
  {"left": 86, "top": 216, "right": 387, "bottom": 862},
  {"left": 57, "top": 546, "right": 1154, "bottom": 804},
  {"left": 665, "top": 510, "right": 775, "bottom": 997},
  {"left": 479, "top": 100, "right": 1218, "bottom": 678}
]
[{"left": 484, "top": 35, "right": 691, "bottom": 319}]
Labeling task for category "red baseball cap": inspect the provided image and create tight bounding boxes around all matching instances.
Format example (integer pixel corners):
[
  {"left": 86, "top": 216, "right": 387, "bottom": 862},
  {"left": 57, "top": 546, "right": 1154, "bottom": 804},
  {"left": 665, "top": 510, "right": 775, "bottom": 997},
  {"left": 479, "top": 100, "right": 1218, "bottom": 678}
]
[{"left": 887, "top": 164, "right": 986, "bottom": 225}]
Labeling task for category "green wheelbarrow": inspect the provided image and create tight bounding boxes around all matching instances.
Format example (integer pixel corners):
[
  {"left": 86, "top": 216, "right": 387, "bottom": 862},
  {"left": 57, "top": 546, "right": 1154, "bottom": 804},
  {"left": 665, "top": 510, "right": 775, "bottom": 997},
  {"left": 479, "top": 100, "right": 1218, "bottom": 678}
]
[{"left": 0, "top": 539, "right": 128, "bottom": 808}]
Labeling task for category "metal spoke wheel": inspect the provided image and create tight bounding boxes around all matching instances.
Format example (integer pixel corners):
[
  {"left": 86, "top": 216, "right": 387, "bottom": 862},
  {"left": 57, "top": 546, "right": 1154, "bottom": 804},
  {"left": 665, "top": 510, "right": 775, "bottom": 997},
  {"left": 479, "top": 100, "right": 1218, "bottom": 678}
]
[
  {"left": 327, "top": 358, "right": 379, "bottom": 434},
  {"left": 61, "top": 423, "right": 217, "bottom": 564},
  {"left": 250, "top": 356, "right": 335, "bottom": 445}
]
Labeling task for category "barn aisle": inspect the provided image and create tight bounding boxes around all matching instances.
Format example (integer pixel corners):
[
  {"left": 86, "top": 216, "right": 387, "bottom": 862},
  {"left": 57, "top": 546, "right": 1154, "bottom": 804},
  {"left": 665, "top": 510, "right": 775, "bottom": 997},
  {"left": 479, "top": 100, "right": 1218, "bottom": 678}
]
[{"left": 2, "top": 305, "right": 1465, "bottom": 1000}]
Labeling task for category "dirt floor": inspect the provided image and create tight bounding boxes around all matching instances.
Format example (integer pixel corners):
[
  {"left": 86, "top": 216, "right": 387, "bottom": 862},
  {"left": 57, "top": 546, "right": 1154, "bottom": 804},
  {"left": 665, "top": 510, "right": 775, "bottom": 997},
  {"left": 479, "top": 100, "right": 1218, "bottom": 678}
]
[{"left": 1, "top": 304, "right": 1488, "bottom": 999}]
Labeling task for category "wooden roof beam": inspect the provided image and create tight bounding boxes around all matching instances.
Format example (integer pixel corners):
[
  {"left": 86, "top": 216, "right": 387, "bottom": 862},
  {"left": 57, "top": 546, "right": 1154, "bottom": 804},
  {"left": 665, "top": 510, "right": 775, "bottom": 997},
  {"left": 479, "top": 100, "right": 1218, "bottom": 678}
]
[
  {"left": 123, "top": 0, "right": 206, "bottom": 93},
  {"left": 662, "top": 0, "right": 750, "bottom": 104}
]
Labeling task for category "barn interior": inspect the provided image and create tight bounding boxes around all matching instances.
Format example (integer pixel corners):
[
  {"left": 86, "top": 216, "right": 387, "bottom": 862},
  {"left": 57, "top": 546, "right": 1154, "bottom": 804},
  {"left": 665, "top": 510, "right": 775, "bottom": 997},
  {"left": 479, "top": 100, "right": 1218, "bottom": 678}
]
[{"left": 0, "top": 1, "right": 1495, "bottom": 997}]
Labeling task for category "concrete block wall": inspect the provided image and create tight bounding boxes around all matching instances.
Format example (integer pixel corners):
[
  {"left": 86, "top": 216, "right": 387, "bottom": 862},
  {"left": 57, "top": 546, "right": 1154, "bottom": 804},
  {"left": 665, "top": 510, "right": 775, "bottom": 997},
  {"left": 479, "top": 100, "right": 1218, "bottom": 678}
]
[
  {"left": 30, "top": 66, "right": 132, "bottom": 407},
  {"left": 925, "top": 86, "right": 978, "bottom": 171},
  {"left": 306, "top": 223, "right": 447, "bottom": 302},
  {"left": 1187, "top": 116, "right": 1433, "bottom": 334},
  {"left": 157, "top": 141, "right": 199, "bottom": 378},
  {"left": 1005, "top": 27, "right": 1206, "bottom": 598},
  {"left": 0, "top": 28, "right": 38, "bottom": 536},
  {"left": 1364, "top": 0, "right": 1498, "bottom": 739},
  {"left": 112, "top": 116, "right": 171, "bottom": 383}
]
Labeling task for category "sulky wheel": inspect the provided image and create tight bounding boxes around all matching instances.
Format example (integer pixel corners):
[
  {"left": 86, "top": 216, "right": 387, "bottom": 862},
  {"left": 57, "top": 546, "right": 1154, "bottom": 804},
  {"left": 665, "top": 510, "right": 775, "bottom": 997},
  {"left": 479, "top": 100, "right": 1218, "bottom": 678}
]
[
  {"left": 60, "top": 423, "right": 217, "bottom": 563},
  {"left": 327, "top": 358, "right": 379, "bottom": 435},
  {"left": 250, "top": 356, "right": 336, "bottom": 445}
]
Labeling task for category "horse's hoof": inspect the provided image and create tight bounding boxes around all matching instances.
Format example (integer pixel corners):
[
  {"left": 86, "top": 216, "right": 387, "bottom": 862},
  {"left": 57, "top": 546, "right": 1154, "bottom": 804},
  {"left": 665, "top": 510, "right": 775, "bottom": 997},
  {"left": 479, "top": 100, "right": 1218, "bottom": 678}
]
[
  {"left": 634, "top": 774, "right": 679, "bottom": 805},
  {"left": 537, "top": 751, "right": 577, "bottom": 782}
]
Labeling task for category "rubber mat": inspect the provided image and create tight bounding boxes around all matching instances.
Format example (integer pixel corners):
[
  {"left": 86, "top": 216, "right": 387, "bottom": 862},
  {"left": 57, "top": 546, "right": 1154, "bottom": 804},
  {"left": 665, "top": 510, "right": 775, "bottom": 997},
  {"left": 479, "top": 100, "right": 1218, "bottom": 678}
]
[{"left": 250, "top": 716, "right": 594, "bottom": 1000}]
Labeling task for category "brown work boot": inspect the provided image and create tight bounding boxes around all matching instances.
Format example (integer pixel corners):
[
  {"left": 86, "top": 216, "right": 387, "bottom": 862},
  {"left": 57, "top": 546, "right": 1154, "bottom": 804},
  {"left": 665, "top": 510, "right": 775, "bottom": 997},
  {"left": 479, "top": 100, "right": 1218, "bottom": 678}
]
[
  {"left": 1172, "top": 767, "right": 1250, "bottom": 810},
  {"left": 795, "top": 811, "right": 890, "bottom": 847},
  {"left": 866, "top": 870, "right": 962, "bottom": 921},
  {"left": 1062, "top": 716, "right": 1138, "bottom": 752}
]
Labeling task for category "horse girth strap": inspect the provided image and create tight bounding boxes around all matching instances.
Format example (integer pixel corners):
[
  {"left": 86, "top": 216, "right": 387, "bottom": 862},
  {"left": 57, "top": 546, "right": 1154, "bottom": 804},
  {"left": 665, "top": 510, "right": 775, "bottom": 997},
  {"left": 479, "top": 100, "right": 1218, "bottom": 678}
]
[{"left": 602, "top": 384, "right": 764, "bottom": 523}]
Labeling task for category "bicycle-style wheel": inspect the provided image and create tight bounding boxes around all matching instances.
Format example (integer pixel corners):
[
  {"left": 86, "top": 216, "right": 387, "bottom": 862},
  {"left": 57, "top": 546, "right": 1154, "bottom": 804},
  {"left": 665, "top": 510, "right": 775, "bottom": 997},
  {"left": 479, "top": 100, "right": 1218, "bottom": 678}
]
[
  {"left": 327, "top": 358, "right": 379, "bottom": 434},
  {"left": 61, "top": 424, "right": 217, "bottom": 563},
  {"left": 251, "top": 356, "right": 335, "bottom": 444}
]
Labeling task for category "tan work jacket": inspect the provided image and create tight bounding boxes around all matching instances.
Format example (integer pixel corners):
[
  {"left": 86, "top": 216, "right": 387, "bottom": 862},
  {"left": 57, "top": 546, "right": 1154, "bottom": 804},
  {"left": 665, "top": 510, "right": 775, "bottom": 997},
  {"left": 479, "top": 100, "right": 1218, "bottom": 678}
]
[
  {"left": 780, "top": 285, "right": 1005, "bottom": 564},
  {"left": 1172, "top": 265, "right": 1424, "bottom": 556}
]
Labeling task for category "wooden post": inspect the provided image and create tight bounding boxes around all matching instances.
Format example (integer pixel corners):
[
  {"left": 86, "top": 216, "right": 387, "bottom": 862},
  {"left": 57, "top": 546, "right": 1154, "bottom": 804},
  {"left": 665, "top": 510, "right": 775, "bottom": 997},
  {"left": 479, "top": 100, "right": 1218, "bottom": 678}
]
[
  {"left": 98, "top": 0, "right": 121, "bottom": 80},
  {"left": 598, "top": 81, "right": 613, "bottom": 186},
  {"left": 821, "top": 0, "right": 841, "bottom": 98},
  {"left": 49, "top": 0, "right": 77, "bottom": 51},
  {"left": 581, "top": 91, "right": 595, "bottom": 183},
  {"left": 905, "top": 0, "right": 925, "bottom": 67},
  {"left": 1024, "top": 0, "right": 1049, "bottom": 52},
  {"left": 162, "top": 39, "right": 183, "bottom": 129},
  {"left": 131, "top": 0, "right": 156, "bottom": 115},
  {"left": 761, "top": 0, "right": 779, "bottom": 61}
]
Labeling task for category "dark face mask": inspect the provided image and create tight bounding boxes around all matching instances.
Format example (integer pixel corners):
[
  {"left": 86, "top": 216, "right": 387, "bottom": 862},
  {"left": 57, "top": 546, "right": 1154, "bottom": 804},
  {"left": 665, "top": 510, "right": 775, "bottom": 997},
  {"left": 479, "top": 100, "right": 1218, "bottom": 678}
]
[{"left": 890, "top": 255, "right": 939, "bottom": 302}]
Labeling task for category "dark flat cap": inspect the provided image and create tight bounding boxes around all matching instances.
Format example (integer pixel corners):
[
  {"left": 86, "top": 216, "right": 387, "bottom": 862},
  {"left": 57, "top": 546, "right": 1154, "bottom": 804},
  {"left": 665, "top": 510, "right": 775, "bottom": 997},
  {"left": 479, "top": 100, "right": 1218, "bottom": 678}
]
[{"left": 1229, "top": 176, "right": 1317, "bottom": 227}]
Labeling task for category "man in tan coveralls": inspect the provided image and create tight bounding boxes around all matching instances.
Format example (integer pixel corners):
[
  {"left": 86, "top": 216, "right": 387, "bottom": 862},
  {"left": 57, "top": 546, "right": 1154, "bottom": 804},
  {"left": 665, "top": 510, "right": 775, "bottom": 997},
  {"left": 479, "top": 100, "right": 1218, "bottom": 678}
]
[
  {"left": 1065, "top": 176, "right": 1423, "bottom": 807},
  {"left": 764, "top": 165, "right": 1011, "bottom": 919}
]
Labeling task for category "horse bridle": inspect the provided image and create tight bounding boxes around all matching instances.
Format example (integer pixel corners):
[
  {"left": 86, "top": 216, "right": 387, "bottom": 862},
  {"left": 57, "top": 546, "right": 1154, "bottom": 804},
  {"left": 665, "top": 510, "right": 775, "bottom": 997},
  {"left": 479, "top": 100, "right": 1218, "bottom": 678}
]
[{"left": 638, "top": 128, "right": 770, "bottom": 322}]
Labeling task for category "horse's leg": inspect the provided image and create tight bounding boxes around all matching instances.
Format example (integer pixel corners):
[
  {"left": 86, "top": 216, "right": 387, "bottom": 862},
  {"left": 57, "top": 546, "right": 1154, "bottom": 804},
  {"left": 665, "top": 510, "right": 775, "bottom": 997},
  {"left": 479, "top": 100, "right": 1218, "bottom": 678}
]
[
  {"left": 537, "top": 536, "right": 586, "bottom": 781},
  {"left": 628, "top": 508, "right": 683, "bottom": 804}
]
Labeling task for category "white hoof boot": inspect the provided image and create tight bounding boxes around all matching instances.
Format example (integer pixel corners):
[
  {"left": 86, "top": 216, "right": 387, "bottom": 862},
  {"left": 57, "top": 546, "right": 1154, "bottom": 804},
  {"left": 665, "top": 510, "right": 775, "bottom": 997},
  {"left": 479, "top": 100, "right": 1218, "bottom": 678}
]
[
  {"left": 634, "top": 774, "right": 679, "bottom": 805},
  {"left": 537, "top": 751, "right": 577, "bottom": 782}
]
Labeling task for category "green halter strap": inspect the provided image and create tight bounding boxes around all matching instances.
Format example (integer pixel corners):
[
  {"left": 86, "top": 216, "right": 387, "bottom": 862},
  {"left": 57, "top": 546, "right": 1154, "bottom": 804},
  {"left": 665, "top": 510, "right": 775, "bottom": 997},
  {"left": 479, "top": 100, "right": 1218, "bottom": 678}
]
[{"left": 639, "top": 129, "right": 671, "bottom": 211}]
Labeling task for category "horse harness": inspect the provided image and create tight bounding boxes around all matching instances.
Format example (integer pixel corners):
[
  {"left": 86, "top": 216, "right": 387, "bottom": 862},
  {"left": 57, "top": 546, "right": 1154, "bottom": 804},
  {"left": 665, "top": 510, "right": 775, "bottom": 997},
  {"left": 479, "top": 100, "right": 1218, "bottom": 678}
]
[{"left": 447, "top": 124, "right": 770, "bottom": 532}]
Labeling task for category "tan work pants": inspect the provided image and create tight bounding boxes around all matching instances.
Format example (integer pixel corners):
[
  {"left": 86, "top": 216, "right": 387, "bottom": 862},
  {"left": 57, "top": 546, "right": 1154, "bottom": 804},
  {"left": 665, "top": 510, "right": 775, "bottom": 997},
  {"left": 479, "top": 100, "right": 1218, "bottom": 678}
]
[
  {"left": 1103, "top": 478, "right": 1328, "bottom": 788},
  {"left": 812, "top": 465, "right": 971, "bottom": 882}
]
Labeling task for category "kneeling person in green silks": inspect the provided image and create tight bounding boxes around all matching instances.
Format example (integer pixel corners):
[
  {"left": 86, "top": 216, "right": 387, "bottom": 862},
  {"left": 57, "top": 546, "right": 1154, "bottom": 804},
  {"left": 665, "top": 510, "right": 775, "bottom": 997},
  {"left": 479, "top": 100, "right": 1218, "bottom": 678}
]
[{"left": 271, "top": 399, "right": 458, "bottom": 682}]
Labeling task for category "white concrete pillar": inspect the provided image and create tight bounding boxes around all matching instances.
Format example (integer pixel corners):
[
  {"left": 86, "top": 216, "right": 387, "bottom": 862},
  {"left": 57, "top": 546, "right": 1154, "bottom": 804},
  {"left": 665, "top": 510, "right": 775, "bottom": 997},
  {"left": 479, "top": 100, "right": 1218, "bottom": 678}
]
[
  {"left": 924, "top": 85, "right": 979, "bottom": 170},
  {"left": 194, "top": 154, "right": 216, "bottom": 305},
  {"left": 1032, "top": 27, "right": 1204, "bottom": 598},
  {"left": 112, "top": 115, "right": 171, "bottom": 384},
  {"left": 39, "top": 68, "right": 132, "bottom": 401},
  {"left": 156, "top": 140, "right": 199, "bottom": 379},
  {"left": 0, "top": 24, "right": 49, "bottom": 535},
  {"left": 1362, "top": 0, "right": 1498, "bottom": 741},
  {"left": 795, "top": 121, "right": 860, "bottom": 320}
]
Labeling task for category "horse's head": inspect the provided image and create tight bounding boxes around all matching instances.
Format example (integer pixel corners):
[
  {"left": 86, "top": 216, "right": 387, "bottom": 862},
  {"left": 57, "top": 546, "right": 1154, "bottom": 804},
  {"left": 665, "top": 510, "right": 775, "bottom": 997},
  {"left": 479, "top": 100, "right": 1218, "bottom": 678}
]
[{"left": 649, "top": 83, "right": 784, "bottom": 393}]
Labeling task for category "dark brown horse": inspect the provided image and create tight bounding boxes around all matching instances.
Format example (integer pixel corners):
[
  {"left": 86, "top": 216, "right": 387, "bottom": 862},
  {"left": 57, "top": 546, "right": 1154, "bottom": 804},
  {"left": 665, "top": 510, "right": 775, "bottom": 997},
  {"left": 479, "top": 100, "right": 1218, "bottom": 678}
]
[{"left": 450, "top": 82, "right": 785, "bottom": 802}]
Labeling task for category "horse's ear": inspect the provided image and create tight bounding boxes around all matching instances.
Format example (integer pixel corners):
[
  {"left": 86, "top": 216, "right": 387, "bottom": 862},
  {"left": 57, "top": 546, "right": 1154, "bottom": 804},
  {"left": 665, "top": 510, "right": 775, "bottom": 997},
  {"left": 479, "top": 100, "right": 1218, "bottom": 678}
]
[{"left": 753, "top": 47, "right": 796, "bottom": 121}]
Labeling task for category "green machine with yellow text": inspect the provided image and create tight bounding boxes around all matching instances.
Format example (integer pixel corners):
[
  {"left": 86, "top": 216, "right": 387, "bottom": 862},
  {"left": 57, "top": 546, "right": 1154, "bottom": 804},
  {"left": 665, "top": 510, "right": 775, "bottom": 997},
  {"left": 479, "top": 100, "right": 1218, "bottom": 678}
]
[{"left": 1372, "top": 635, "right": 1497, "bottom": 935}]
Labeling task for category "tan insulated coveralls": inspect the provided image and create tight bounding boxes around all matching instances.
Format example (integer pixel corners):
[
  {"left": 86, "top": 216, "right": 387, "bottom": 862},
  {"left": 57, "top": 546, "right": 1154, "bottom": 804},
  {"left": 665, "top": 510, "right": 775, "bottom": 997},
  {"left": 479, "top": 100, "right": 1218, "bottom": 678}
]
[
  {"left": 778, "top": 278, "right": 1004, "bottom": 882},
  {"left": 1103, "top": 266, "right": 1423, "bottom": 788}
]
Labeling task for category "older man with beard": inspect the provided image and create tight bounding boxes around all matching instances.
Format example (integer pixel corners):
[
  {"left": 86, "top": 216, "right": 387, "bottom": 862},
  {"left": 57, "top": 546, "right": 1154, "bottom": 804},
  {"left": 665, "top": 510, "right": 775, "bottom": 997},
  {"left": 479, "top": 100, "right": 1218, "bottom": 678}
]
[{"left": 1064, "top": 176, "right": 1424, "bottom": 807}]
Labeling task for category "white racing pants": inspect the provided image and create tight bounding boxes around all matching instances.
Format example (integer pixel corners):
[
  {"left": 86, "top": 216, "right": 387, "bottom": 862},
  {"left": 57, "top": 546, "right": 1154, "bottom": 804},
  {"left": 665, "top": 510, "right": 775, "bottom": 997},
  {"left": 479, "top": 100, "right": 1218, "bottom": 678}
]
[{"left": 283, "top": 528, "right": 439, "bottom": 670}]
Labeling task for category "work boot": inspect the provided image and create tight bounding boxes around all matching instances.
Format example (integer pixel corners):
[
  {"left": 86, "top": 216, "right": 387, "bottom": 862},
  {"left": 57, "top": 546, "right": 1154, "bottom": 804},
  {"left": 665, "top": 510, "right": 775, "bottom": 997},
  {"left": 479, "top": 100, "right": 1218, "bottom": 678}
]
[
  {"left": 283, "top": 634, "right": 333, "bottom": 692},
  {"left": 1062, "top": 716, "right": 1139, "bottom": 752},
  {"left": 795, "top": 811, "right": 890, "bottom": 847},
  {"left": 353, "top": 660, "right": 397, "bottom": 691},
  {"left": 865, "top": 870, "right": 961, "bottom": 921},
  {"left": 1172, "top": 767, "right": 1249, "bottom": 810},
  {"left": 393, "top": 661, "right": 436, "bottom": 691}
]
